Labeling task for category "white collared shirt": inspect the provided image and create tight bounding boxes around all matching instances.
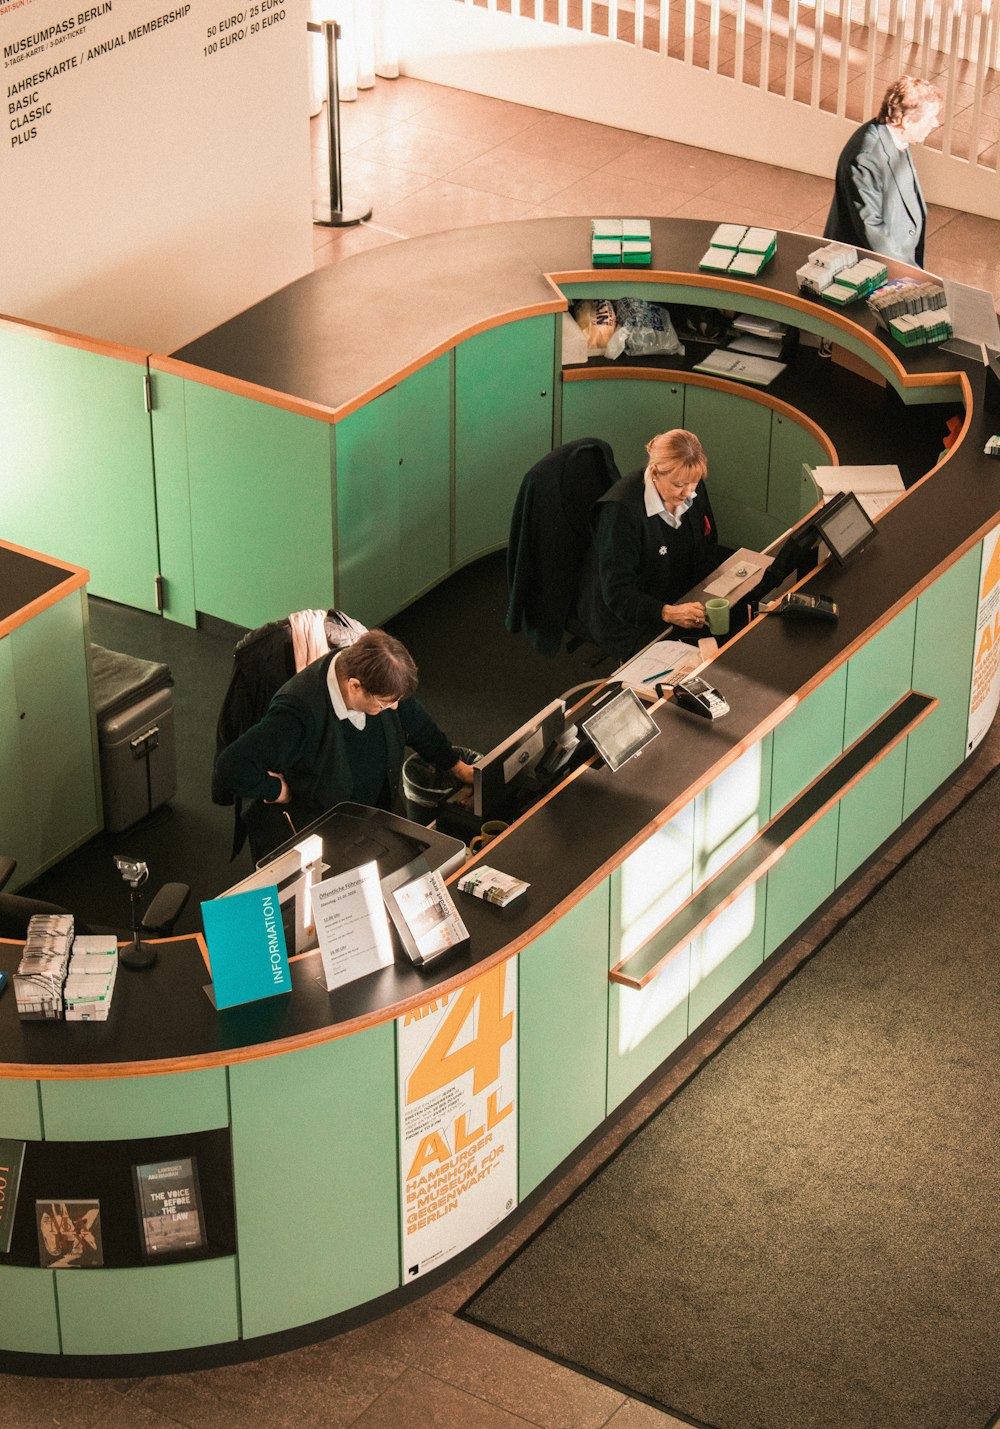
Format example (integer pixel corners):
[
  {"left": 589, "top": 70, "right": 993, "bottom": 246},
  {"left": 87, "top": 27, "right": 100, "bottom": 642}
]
[
  {"left": 643, "top": 465, "right": 692, "bottom": 530},
  {"left": 326, "top": 650, "right": 367, "bottom": 730}
]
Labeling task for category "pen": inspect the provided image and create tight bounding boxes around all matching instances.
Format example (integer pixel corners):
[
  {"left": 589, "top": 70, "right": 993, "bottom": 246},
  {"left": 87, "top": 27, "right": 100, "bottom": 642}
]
[{"left": 645, "top": 666, "right": 675, "bottom": 683}]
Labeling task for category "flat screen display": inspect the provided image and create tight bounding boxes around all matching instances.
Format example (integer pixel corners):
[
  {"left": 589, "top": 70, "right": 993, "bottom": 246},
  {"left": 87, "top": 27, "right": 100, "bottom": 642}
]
[
  {"left": 582, "top": 687, "right": 660, "bottom": 772},
  {"left": 813, "top": 491, "right": 878, "bottom": 565}
]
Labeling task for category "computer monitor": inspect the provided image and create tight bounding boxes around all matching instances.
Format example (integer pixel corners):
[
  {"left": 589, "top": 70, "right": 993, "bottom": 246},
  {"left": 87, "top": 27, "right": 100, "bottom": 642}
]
[
  {"left": 751, "top": 491, "right": 877, "bottom": 602},
  {"left": 811, "top": 490, "right": 878, "bottom": 565},
  {"left": 473, "top": 698, "right": 567, "bottom": 820}
]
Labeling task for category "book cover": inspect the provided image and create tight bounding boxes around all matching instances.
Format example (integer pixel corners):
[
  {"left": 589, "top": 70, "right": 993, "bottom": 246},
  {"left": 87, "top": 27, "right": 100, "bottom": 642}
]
[
  {"left": 0, "top": 1138, "right": 26, "bottom": 1254},
  {"left": 133, "top": 1156, "right": 206, "bottom": 1257},
  {"left": 201, "top": 884, "right": 292, "bottom": 1009},
  {"left": 36, "top": 1200, "right": 103, "bottom": 1268}
]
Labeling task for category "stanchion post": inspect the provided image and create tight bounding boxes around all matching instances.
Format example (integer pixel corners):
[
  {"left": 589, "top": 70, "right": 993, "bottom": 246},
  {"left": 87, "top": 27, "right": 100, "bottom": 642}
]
[{"left": 309, "top": 19, "right": 373, "bottom": 228}]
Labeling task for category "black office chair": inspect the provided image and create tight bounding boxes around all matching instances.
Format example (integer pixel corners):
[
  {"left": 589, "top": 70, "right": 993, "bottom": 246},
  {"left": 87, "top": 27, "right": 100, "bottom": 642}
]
[
  {"left": 506, "top": 437, "right": 620, "bottom": 658},
  {"left": 0, "top": 856, "right": 190, "bottom": 942}
]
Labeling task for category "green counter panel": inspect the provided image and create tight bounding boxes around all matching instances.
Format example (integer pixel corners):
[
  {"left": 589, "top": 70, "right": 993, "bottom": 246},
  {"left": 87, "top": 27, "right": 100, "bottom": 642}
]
[
  {"left": 763, "top": 805, "right": 841, "bottom": 955},
  {"left": 395, "top": 355, "right": 452, "bottom": 608},
  {"left": 333, "top": 357, "right": 452, "bottom": 627},
  {"left": 0, "top": 1266, "right": 59, "bottom": 1355},
  {"left": 148, "top": 370, "right": 198, "bottom": 628},
  {"left": 559, "top": 374, "right": 685, "bottom": 475},
  {"left": 683, "top": 384, "right": 771, "bottom": 512},
  {"left": 768, "top": 413, "right": 829, "bottom": 527},
  {"left": 517, "top": 882, "right": 610, "bottom": 1199},
  {"left": 607, "top": 806, "right": 695, "bottom": 1110},
  {"left": 903, "top": 543, "right": 982, "bottom": 818},
  {"left": 843, "top": 604, "right": 917, "bottom": 747},
  {"left": 8, "top": 595, "right": 101, "bottom": 885},
  {"left": 182, "top": 383, "right": 335, "bottom": 629},
  {"left": 770, "top": 665, "right": 848, "bottom": 812},
  {"left": 836, "top": 742, "right": 907, "bottom": 884},
  {"left": 0, "top": 1078, "right": 42, "bottom": 1140},
  {"left": 689, "top": 882, "right": 767, "bottom": 1031},
  {"left": 40, "top": 1069, "right": 229, "bottom": 1143},
  {"left": 0, "top": 329, "right": 160, "bottom": 613},
  {"left": 0, "top": 637, "right": 29, "bottom": 886},
  {"left": 454, "top": 316, "right": 557, "bottom": 566},
  {"left": 56, "top": 1259, "right": 240, "bottom": 1356},
  {"left": 334, "top": 388, "right": 401, "bottom": 628},
  {"left": 709, "top": 493, "right": 785, "bottom": 553},
  {"left": 230, "top": 1024, "right": 400, "bottom": 1338},
  {"left": 694, "top": 738, "right": 773, "bottom": 884}
]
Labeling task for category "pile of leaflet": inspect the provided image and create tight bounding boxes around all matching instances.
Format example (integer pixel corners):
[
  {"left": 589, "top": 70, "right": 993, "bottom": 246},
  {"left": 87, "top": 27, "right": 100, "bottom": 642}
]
[
  {"left": 14, "top": 913, "right": 74, "bottom": 1019},
  {"left": 591, "top": 219, "right": 652, "bottom": 267},
  {"left": 796, "top": 242, "right": 887, "bottom": 305},
  {"left": 699, "top": 224, "right": 778, "bottom": 276},
  {"left": 868, "top": 280, "right": 952, "bottom": 347},
  {"left": 64, "top": 936, "right": 119, "bottom": 1022}
]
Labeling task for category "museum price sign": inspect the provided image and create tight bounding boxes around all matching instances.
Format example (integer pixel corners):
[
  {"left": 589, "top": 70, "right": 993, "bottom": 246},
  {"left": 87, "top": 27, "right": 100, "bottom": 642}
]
[{"left": 397, "top": 961, "right": 517, "bottom": 1280}]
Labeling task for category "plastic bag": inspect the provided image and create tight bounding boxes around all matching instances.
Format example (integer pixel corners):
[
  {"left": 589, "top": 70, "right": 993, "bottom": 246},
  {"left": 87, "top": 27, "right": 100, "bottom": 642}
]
[{"left": 610, "top": 298, "right": 684, "bottom": 358}]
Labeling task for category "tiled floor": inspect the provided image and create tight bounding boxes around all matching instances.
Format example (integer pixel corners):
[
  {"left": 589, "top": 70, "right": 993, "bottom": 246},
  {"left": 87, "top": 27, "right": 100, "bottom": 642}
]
[
  {"left": 312, "top": 75, "right": 1000, "bottom": 304},
  {"left": 10, "top": 81, "right": 1000, "bottom": 1429}
]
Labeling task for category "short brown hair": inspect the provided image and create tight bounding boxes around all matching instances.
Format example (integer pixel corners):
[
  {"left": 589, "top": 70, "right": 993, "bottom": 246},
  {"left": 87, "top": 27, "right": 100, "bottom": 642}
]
[
  {"left": 338, "top": 630, "right": 419, "bottom": 701},
  {"left": 646, "top": 429, "right": 708, "bottom": 485},
  {"left": 878, "top": 76, "right": 942, "bottom": 127}
]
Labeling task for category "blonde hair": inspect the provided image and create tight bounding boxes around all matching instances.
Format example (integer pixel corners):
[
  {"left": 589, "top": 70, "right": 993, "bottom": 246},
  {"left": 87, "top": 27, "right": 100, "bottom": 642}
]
[
  {"left": 878, "top": 76, "right": 942, "bottom": 127},
  {"left": 646, "top": 429, "right": 707, "bottom": 485}
]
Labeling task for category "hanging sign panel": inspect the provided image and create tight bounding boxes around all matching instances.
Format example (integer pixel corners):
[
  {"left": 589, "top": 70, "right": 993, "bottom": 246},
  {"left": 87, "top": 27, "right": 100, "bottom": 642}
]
[
  {"left": 0, "top": 0, "right": 312, "bottom": 351},
  {"left": 968, "top": 523, "right": 1000, "bottom": 753},
  {"left": 397, "top": 961, "right": 518, "bottom": 1281}
]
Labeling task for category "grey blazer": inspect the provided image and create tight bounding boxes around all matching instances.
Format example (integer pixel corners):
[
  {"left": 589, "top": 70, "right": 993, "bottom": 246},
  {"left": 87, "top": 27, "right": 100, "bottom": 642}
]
[{"left": 823, "top": 120, "right": 926, "bottom": 267}]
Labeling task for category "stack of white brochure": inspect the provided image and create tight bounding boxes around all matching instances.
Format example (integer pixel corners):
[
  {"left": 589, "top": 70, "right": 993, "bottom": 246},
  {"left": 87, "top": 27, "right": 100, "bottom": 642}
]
[
  {"left": 614, "top": 639, "right": 703, "bottom": 692},
  {"left": 811, "top": 464, "right": 905, "bottom": 518}
]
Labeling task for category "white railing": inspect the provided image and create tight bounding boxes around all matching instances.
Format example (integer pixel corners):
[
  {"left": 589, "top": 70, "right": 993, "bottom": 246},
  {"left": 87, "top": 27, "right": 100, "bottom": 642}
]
[{"left": 452, "top": 0, "right": 1000, "bottom": 176}]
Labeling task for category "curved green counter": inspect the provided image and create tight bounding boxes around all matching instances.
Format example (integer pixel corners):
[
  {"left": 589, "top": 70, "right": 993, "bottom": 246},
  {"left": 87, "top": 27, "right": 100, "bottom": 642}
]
[{"left": 0, "top": 219, "right": 997, "bottom": 1372}]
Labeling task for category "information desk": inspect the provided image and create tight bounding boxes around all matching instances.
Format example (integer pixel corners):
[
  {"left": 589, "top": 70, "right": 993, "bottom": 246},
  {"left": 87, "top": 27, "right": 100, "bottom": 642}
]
[{"left": 0, "top": 220, "right": 998, "bottom": 1371}]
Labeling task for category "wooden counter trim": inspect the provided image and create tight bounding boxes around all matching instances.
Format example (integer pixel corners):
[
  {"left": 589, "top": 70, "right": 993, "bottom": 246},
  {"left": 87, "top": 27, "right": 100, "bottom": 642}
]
[
  {"left": 0, "top": 312, "right": 149, "bottom": 367},
  {"left": 0, "top": 540, "right": 90, "bottom": 640},
  {"left": 609, "top": 690, "right": 939, "bottom": 989},
  {"left": 563, "top": 364, "right": 837, "bottom": 461},
  {"left": 152, "top": 295, "right": 567, "bottom": 427},
  {"left": 548, "top": 270, "right": 968, "bottom": 395}
]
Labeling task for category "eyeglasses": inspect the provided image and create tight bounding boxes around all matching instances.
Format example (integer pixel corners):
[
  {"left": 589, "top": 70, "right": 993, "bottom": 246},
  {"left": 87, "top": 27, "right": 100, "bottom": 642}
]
[{"left": 364, "top": 690, "right": 399, "bottom": 711}]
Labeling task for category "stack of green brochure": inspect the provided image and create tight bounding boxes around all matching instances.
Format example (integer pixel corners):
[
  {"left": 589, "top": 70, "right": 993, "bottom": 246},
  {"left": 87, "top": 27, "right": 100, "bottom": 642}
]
[
  {"left": 699, "top": 224, "right": 777, "bottom": 275},
  {"left": 591, "top": 218, "right": 652, "bottom": 267}
]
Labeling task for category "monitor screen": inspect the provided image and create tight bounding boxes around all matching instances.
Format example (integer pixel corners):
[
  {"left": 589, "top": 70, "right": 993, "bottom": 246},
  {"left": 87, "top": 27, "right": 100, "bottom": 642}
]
[
  {"left": 581, "top": 687, "right": 660, "bottom": 772},
  {"left": 474, "top": 699, "right": 566, "bottom": 819},
  {"left": 813, "top": 491, "right": 878, "bottom": 565}
]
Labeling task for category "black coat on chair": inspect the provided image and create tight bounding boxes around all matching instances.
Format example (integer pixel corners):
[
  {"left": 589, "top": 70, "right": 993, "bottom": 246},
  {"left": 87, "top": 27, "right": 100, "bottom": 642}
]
[{"left": 505, "top": 437, "right": 620, "bottom": 657}]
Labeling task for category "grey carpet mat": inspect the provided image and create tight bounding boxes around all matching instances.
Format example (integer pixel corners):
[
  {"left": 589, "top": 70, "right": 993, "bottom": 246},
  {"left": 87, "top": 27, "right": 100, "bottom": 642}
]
[{"left": 463, "top": 773, "right": 1000, "bottom": 1429}]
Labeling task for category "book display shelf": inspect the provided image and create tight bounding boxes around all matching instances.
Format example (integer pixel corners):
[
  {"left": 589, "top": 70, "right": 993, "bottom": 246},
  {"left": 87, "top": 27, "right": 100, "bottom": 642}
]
[{"left": 0, "top": 218, "right": 997, "bottom": 1373}]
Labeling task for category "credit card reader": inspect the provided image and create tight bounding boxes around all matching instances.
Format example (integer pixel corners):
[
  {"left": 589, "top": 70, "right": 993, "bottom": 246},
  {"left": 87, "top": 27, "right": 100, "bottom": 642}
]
[{"left": 669, "top": 676, "right": 730, "bottom": 720}]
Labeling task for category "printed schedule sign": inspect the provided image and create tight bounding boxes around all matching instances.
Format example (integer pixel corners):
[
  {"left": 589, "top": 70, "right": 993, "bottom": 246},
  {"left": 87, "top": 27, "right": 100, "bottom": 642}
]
[
  {"left": 968, "top": 524, "right": 1000, "bottom": 753},
  {"left": 397, "top": 962, "right": 517, "bottom": 1280},
  {"left": 0, "top": 0, "right": 312, "bottom": 350}
]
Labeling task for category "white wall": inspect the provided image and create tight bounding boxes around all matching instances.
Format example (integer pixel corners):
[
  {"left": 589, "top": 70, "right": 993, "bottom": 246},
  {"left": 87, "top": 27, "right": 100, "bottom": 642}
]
[
  {"left": 0, "top": 0, "right": 315, "bottom": 352},
  {"left": 400, "top": 0, "right": 1000, "bottom": 222}
]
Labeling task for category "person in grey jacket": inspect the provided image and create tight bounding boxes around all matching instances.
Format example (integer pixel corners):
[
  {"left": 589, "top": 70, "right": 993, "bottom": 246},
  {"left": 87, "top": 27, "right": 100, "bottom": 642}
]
[{"left": 824, "top": 76, "right": 942, "bottom": 267}]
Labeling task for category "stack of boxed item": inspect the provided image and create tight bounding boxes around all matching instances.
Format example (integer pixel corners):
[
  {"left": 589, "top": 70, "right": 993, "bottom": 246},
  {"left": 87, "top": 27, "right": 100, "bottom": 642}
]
[
  {"left": 14, "top": 913, "right": 74, "bottom": 1019},
  {"left": 699, "top": 225, "right": 778, "bottom": 276},
  {"left": 591, "top": 219, "right": 652, "bottom": 267},
  {"left": 868, "top": 280, "right": 952, "bottom": 347},
  {"left": 796, "top": 243, "right": 888, "bottom": 305},
  {"left": 64, "top": 936, "right": 119, "bottom": 1022}
]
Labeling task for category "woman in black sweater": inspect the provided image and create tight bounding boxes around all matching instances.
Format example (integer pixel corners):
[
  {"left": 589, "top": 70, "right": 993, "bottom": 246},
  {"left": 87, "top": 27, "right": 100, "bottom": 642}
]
[{"left": 577, "top": 428, "right": 720, "bottom": 662}]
